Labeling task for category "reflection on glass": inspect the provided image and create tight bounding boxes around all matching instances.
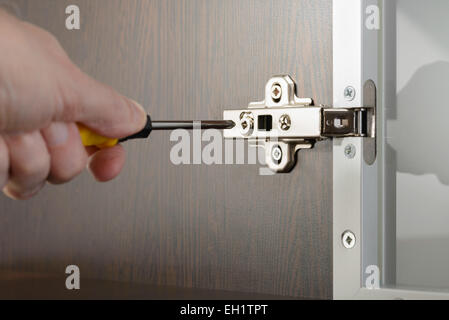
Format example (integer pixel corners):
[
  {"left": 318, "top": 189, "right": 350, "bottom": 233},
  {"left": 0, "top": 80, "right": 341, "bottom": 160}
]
[{"left": 387, "top": 0, "right": 449, "bottom": 289}]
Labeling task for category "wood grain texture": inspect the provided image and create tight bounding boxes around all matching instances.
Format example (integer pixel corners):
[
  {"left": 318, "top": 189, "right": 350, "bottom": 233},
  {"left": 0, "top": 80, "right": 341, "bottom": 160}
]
[{"left": 0, "top": 0, "right": 333, "bottom": 299}]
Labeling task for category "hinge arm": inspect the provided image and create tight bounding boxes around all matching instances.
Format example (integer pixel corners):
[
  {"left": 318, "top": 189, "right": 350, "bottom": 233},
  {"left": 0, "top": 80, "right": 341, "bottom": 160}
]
[{"left": 322, "top": 107, "right": 375, "bottom": 138}]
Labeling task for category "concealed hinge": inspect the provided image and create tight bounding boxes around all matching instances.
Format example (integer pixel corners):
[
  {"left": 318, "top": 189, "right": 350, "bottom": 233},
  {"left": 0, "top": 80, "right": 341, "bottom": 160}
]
[{"left": 223, "top": 75, "right": 376, "bottom": 172}]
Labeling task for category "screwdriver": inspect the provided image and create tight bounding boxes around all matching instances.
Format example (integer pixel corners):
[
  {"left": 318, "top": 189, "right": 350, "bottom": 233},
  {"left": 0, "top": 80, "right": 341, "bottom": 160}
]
[{"left": 78, "top": 115, "right": 236, "bottom": 148}]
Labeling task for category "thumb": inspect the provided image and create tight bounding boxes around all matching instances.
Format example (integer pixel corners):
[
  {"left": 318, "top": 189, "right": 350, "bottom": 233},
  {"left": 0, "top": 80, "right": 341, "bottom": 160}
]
[{"left": 60, "top": 69, "right": 147, "bottom": 139}]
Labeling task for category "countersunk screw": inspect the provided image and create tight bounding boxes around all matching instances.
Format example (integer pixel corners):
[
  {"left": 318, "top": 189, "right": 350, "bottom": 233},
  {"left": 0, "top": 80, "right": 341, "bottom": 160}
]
[
  {"left": 279, "top": 114, "right": 291, "bottom": 131},
  {"left": 344, "top": 86, "right": 356, "bottom": 101},
  {"left": 271, "top": 83, "right": 282, "bottom": 102},
  {"left": 344, "top": 144, "right": 356, "bottom": 159},
  {"left": 271, "top": 145, "right": 283, "bottom": 164},
  {"left": 342, "top": 230, "right": 356, "bottom": 249}
]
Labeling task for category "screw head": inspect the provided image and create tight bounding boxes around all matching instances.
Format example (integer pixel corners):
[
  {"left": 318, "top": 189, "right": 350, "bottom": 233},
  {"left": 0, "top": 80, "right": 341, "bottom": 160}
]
[
  {"left": 344, "top": 86, "right": 356, "bottom": 101},
  {"left": 239, "top": 112, "right": 254, "bottom": 136},
  {"left": 271, "top": 145, "right": 283, "bottom": 164},
  {"left": 271, "top": 83, "right": 282, "bottom": 102},
  {"left": 342, "top": 230, "right": 356, "bottom": 249},
  {"left": 344, "top": 144, "right": 356, "bottom": 159},
  {"left": 279, "top": 114, "right": 291, "bottom": 131}
]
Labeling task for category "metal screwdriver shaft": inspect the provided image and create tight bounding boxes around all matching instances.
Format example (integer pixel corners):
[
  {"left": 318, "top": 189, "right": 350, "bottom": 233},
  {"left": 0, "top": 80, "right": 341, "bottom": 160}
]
[
  {"left": 118, "top": 116, "right": 235, "bottom": 143},
  {"left": 151, "top": 120, "right": 235, "bottom": 130}
]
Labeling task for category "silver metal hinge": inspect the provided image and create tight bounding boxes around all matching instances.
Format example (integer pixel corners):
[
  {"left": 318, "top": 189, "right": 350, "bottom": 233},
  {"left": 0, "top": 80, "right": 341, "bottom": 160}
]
[{"left": 223, "top": 75, "right": 376, "bottom": 172}]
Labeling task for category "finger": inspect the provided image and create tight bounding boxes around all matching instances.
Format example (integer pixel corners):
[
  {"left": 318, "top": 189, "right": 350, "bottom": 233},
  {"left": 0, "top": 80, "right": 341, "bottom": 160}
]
[
  {"left": 85, "top": 146, "right": 99, "bottom": 157},
  {"left": 57, "top": 67, "right": 147, "bottom": 138},
  {"left": 0, "top": 136, "right": 9, "bottom": 189},
  {"left": 3, "top": 131, "right": 50, "bottom": 199},
  {"left": 41, "top": 122, "right": 88, "bottom": 184},
  {"left": 88, "top": 144, "right": 125, "bottom": 182}
]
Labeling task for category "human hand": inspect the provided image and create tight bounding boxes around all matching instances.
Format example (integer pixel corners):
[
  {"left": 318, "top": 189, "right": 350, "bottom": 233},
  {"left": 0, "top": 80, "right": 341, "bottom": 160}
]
[{"left": 0, "top": 10, "right": 147, "bottom": 199}]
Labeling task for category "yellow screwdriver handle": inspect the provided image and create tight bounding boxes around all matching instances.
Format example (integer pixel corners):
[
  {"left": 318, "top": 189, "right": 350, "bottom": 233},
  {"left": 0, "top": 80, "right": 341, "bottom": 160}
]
[{"left": 77, "top": 124, "right": 119, "bottom": 149}]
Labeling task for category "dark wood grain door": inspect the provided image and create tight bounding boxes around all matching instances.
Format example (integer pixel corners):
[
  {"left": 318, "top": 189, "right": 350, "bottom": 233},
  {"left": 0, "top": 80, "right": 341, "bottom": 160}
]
[{"left": 0, "top": 0, "right": 332, "bottom": 299}]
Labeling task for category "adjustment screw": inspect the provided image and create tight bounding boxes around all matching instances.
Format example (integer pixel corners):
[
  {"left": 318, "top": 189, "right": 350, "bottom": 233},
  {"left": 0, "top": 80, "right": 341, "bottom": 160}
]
[
  {"left": 279, "top": 114, "right": 291, "bottom": 131},
  {"left": 342, "top": 230, "right": 356, "bottom": 249},
  {"left": 271, "top": 83, "right": 282, "bottom": 102},
  {"left": 344, "top": 86, "right": 356, "bottom": 101},
  {"left": 271, "top": 145, "right": 283, "bottom": 164},
  {"left": 344, "top": 144, "right": 356, "bottom": 159},
  {"left": 239, "top": 112, "right": 254, "bottom": 136}
]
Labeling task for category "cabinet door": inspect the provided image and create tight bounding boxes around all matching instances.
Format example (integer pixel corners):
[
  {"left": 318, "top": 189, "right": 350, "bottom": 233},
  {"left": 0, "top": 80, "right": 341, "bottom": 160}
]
[{"left": 0, "top": 0, "right": 332, "bottom": 299}]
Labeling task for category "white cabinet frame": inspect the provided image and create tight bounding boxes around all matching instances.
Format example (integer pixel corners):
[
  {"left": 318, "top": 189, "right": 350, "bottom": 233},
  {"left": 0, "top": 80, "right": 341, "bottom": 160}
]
[{"left": 332, "top": 0, "right": 449, "bottom": 300}]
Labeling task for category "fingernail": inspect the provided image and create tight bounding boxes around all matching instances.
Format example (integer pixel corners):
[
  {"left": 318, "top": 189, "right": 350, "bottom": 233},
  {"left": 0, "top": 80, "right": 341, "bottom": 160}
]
[
  {"left": 45, "top": 122, "right": 69, "bottom": 147},
  {"left": 129, "top": 99, "right": 147, "bottom": 127},
  {"left": 3, "top": 181, "right": 46, "bottom": 200},
  {"left": 21, "top": 181, "right": 46, "bottom": 199},
  {"left": 130, "top": 99, "right": 145, "bottom": 112}
]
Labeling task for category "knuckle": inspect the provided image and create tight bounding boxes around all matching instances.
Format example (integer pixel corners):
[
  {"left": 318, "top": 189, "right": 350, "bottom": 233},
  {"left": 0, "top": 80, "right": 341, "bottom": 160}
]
[
  {"left": 57, "top": 77, "right": 82, "bottom": 120},
  {"left": 24, "top": 21, "right": 63, "bottom": 51},
  {"left": 16, "top": 151, "right": 50, "bottom": 178},
  {"left": 44, "top": 31, "right": 61, "bottom": 48},
  {"left": 49, "top": 153, "right": 87, "bottom": 184},
  {"left": 50, "top": 164, "right": 84, "bottom": 184}
]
